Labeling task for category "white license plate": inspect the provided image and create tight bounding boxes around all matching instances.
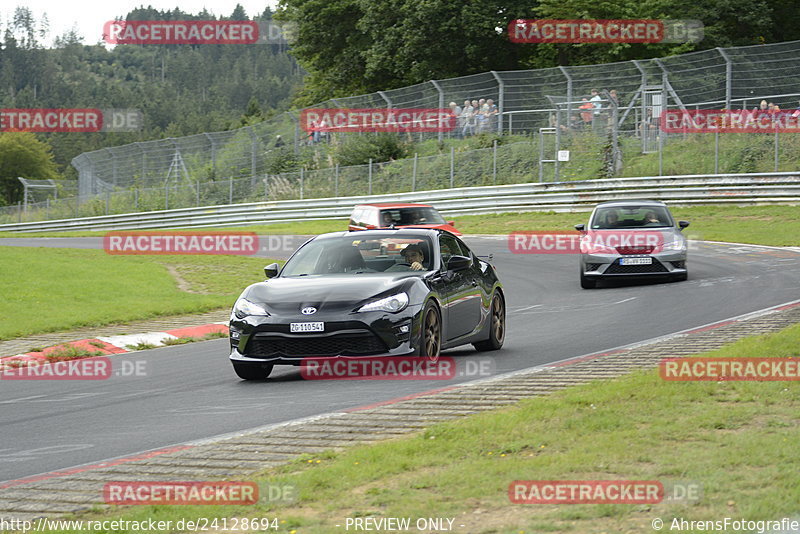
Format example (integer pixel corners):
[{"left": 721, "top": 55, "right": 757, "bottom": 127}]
[
  {"left": 620, "top": 257, "right": 653, "bottom": 265},
  {"left": 290, "top": 322, "right": 324, "bottom": 333}
]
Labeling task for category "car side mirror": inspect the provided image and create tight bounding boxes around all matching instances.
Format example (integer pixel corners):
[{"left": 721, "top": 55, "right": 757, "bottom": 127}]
[
  {"left": 446, "top": 255, "right": 471, "bottom": 272},
  {"left": 264, "top": 263, "right": 279, "bottom": 279},
  {"left": 447, "top": 220, "right": 456, "bottom": 226},
  {"left": 678, "top": 220, "right": 690, "bottom": 230},
  {"left": 574, "top": 224, "right": 585, "bottom": 231}
]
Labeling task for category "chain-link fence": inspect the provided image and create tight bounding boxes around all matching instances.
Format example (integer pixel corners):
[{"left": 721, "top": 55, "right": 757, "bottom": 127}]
[{"left": 6, "top": 39, "right": 800, "bottom": 224}]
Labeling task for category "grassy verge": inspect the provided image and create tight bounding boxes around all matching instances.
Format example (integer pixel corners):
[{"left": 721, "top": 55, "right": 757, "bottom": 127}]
[
  {"left": 35, "top": 319, "right": 800, "bottom": 533},
  {"left": 1, "top": 205, "right": 797, "bottom": 246},
  {"left": 0, "top": 247, "right": 278, "bottom": 340}
]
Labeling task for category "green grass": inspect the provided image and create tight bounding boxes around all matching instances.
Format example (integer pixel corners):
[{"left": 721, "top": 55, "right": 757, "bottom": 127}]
[
  {"left": 36, "top": 319, "right": 800, "bottom": 533},
  {"left": 0, "top": 247, "right": 279, "bottom": 340}
]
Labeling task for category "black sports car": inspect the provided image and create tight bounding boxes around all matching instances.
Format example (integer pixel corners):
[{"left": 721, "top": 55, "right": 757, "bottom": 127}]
[{"left": 228, "top": 229, "right": 505, "bottom": 380}]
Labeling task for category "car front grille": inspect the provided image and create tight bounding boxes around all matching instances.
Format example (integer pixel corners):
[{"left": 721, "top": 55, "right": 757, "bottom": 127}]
[
  {"left": 585, "top": 263, "right": 602, "bottom": 271},
  {"left": 605, "top": 259, "right": 668, "bottom": 274},
  {"left": 615, "top": 246, "right": 656, "bottom": 255},
  {"left": 671, "top": 261, "right": 686, "bottom": 269},
  {"left": 246, "top": 332, "right": 386, "bottom": 358}
]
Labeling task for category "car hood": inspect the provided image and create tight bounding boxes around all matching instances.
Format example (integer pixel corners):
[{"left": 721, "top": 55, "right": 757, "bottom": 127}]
[{"left": 244, "top": 274, "right": 418, "bottom": 314}]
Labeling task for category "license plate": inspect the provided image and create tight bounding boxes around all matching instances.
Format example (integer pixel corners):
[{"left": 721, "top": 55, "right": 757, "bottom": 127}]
[
  {"left": 290, "top": 322, "right": 324, "bottom": 333},
  {"left": 620, "top": 257, "right": 652, "bottom": 265}
]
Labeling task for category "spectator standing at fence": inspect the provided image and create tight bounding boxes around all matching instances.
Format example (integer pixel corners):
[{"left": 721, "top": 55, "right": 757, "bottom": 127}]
[
  {"left": 318, "top": 118, "right": 328, "bottom": 143},
  {"left": 486, "top": 99, "right": 498, "bottom": 131},
  {"left": 477, "top": 98, "right": 489, "bottom": 133},
  {"left": 753, "top": 100, "right": 770, "bottom": 120},
  {"left": 590, "top": 88, "right": 603, "bottom": 132},
  {"left": 449, "top": 102, "right": 462, "bottom": 137},
  {"left": 274, "top": 135, "right": 285, "bottom": 148},
  {"left": 579, "top": 98, "right": 594, "bottom": 125},
  {"left": 608, "top": 90, "right": 619, "bottom": 107},
  {"left": 590, "top": 89, "right": 602, "bottom": 115},
  {"left": 461, "top": 100, "right": 475, "bottom": 137}
]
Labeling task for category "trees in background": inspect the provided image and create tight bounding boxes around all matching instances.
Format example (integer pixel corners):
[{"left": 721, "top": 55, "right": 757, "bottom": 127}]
[
  {"left": 0, "top": 133, "right": 58, "bottom": 205},
  {"left": 276, "top": 0, "right": 800, "bottom": 100}
]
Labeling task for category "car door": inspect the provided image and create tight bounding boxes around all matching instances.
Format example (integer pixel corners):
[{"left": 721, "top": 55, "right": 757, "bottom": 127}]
[{"left": 438, "top": 234, "right": 482, "bottom": 341}]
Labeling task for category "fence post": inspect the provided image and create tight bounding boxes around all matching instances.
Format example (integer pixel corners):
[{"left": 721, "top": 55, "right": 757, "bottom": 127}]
[
  {"left": 196, "top": 180, "right": 201, "bottom": 206},
  {"left": 559, "top": 66, "right": 573, "bottom": 132},
  {"left": 300, "top": 168, "right": 304, "bottom": 200},
  {"left": 490, "top": 71, "right": 504, "bottom": 134},
  {"left": 775, "top": 129, "right": 779, "bottom": 172},
  {"left": 249, "top": 127, "right": 258, "bottom": 179},
  {"left": 229, "top": 176, "right": 234, "bottom": 204},
  {"left": 450, "top": 146, "right": 455, "bottom": 188},
  {"left": 493, "top": 140, "right": 497, "bottom": 184},
  {"left": 165, "top": 182, "right": 169, "bottom": 210},
  {"left": 368, "top": 159, "right": 373, "bottom": 195},
  {"left": 17, "top": 201, "right": 21, "bottom": 222},
  {"left": 430, "top": 80, "right": 444, "bottom": 143},
  {"left": 46, "top": 198, "right": 50, "bottom": 219},
  {"left": 412, "top": 153, "right": 418, "bottom": 191},
  {"left": 717, "top": 48, "right": 732, "bottom": 111},
  {"left": 335, "top": 164, "right": 339, "bottom": 197}
]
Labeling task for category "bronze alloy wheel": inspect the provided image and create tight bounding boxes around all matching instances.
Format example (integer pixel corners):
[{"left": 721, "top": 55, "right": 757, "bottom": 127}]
[
  {"left": 491, "top": 293, "right": 505, "bottom": 345},
  {"left": 473, "top": 292, "right": 505, "bottom": 352},
  {"left": 423, "top": 305, "right": 441, "bottom": 361}
]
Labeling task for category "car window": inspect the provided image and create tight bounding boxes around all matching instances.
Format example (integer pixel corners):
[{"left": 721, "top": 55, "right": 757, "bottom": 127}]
[
  {"left": 281, "top": 235, "right": 433, "bottom": 276},
  {"left": 591, "top": 206, "right": 674, "bottom": 229},
  {"left": 439, "top": 234, "right": 469, "bottom": 269},
  {"left": 350, "top": 207, "right": 364, "bottom": 227}
]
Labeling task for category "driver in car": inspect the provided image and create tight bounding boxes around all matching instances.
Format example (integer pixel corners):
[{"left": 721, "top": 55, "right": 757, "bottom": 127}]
[{"left": 386, "top": 244, "right": 426, "bottom": 271}]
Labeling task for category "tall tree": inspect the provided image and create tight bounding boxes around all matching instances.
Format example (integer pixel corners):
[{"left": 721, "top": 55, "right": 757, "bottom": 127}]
[{"left": 0, "top": 133, "right": 59, "bottom": 205}]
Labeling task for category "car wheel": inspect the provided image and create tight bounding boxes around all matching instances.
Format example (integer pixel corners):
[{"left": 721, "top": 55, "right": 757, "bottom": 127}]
[
  {"left": 417, "top": 301, "right": 441, "bottom": 361},
  {"left": 232, "top": 363, "right": 273, "bottom": 380},
  {"left": 580, "top": 272, "right": 597, "bottom": 289},
  {"left": 473, "top": 291, "right": 505, "bottom": 352}
]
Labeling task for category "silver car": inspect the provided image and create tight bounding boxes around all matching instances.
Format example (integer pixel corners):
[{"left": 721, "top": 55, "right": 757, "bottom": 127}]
[{"left": 575, "top": 200, "right": 689, "bottom": 289}]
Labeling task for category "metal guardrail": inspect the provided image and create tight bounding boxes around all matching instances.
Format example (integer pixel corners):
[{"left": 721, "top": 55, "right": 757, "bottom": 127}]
[{"left": 1, "top": 172, "right": 798, "bottom": 233}]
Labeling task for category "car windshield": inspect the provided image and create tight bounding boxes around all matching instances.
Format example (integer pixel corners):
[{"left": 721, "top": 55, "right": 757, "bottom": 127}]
[
  {"left": 591, "top": 206, "right": 674, "bottom": 229},
  {"left": 380, "top": 207, "right": 446, "bottom": 226},
  {"left": 280, "top": 235, "right": 434, "bottom": 276}
]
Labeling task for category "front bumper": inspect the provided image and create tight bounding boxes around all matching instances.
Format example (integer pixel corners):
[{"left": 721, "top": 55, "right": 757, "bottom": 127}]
[
  {"left": 580, "top": 250, "right": 687, "bottom": 278},
  {"left": 229, "top": 305, "right": 424, "bottom": 365}
]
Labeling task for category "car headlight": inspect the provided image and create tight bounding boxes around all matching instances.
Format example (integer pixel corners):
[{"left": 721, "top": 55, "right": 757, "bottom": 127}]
[
  {"left": 662, "top": 240, "right": 686, "bottom": 251},
  {"left": 358, "top": 292, "right": 409, "bottom": 313},
  {"left": 233, "top": 298, "right": 270, "bottom": 319}
]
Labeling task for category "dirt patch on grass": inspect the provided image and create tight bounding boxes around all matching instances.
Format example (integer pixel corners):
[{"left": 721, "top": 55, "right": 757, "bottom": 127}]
[{"left": 163, "top": 264, "right": 208, "bottom": 294}]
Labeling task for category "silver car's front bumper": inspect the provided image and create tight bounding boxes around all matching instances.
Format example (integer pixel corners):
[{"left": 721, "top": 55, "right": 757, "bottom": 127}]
[{"left": 580, "top": 250, "right": 687, "bottom": 278}]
